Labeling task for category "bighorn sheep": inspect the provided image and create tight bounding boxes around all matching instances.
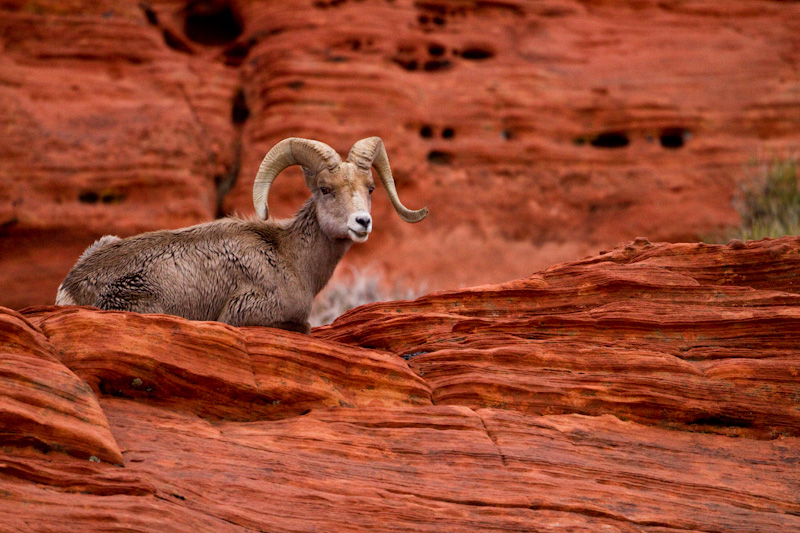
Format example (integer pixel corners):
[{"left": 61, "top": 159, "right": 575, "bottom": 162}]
[{"left": 55, "top": 137, "right": 427, "bottom": 333}]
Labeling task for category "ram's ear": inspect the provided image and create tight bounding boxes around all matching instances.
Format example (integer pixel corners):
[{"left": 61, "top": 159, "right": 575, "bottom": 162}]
[
  {"left": 302, "top": 167, "right": 316, "bottom": 189},
  {"left": 348, "top": 137, "right": 428, "bottom": 223}
]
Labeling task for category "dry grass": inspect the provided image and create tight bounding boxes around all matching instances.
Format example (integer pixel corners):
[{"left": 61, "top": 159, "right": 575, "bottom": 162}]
[
  {"left": 733, "top": 158, "right": 800, "bottom": 240},
  {"left": 707, "top": 158, "right": 800, "bottom": 243},
  {"left": 309, "top": 266, "right": 426, "bottom": 327}
]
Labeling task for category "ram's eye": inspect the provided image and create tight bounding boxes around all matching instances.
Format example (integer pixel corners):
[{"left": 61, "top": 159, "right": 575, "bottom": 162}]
[
  {"left": 319, "top": 187, "right": 332, "bottom": 195},
  {"left": 368, "top": 185, "right": 375, "bottom": 194}
]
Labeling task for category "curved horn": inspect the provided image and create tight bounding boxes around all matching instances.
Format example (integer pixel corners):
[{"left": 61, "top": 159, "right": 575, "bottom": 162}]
[
  {"left": 347, "top": 137, "right": 429, "bottom": 223},
  {"left": 253, "top": 138, "right": 341, "bottom": 220}
]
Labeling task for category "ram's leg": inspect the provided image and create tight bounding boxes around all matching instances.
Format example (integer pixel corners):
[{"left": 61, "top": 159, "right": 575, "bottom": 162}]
[
  {"left": 128, "top": 301, "right": 167, "bottom": 314},
  {"left": 218, "top": 289, "right": 309, "bottom": 333},
  {"left": 97, "top": 294, "right": 165, "bottom": 314}
]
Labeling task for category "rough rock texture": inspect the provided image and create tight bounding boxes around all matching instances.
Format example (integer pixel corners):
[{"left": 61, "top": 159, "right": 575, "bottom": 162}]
[
  {"left": 22, "top": 305, "right": 431, "bottom": 420},
  {"left": 2, "top": 0, "right": 800, "bottom": 308},
  {"left": 316, "top": 236, "right": 800, "bottom": 440},
  {"left": 2, "top": 237, "right": 800, "bottom": 531},
  {"left": 0, "top": 308, "right": 121, "bottom": 464}
]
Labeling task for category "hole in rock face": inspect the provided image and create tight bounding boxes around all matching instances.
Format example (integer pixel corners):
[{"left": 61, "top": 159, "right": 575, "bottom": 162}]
[
  {"left": 427, "top": 150, "right": 453, "bottom": 165},
  {"left": 162, "top": 28, "right": 193, "bottom": 53},
  {"left": 589, "top": 132, "right": 629, "bottom": 149},
  {"left": 428, "top": 44, "right": 445, "bottom": 56},
  {"left": 393, "top": 58, "right": 418, "bottom": 71},
  {"left": 313, "top": 0, "right": 346, "bottom": 7},
  {"left": 659, "top": 128, "right": 688, "bottom": 149},
  {"left": 80, "top": 190, "right": 125, "bottom": 204},
  {"left": 231, "top": 87, "right": 249, "bottom": 125},
  {"left": 101, "top": 192, "right": 125, "bottom": 204},
  {"left": 223, "top": 40, "right": 252, "bottom": 66},
  {"left": 442, "top": 127, "right": 455, "bottom": 139},
  {"left": 460, "top": 47, "right": 494, "bottom": 60},
  {"left": 140, "top": 2, "right": 159, "bottom": 25},
  {"left": 79, "top": 191, "right": 99, "bottom": 204},
  {"left": 423, "top": 59, "right": 451, "bottom": 72},
  {"left": 184, "top": 0, "right": 243, "bottom": 46},
  {"left": 420, "top": 125, "right": 434, "bottom": 138},
  {"left": 689, "top": 415, "right": 753, "bottom": 429}
]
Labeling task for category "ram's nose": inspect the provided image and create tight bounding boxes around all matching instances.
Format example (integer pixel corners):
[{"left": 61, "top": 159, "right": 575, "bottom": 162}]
[
  {"left": 347, "top": 212, "right": 372, "bottom": 243},
  {"left": 355, "top": 214, "right": 372, "bottom": 231}
]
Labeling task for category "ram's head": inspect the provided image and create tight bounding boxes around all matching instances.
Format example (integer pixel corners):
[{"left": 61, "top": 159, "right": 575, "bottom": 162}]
[{"left": 253, "top": 137, "right": 428, "bottom": 243}]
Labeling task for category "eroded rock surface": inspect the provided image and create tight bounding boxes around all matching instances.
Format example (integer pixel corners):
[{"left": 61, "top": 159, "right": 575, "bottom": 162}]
[
  {"left": 316, "top": 236, "right": 800, "bottom": 439},
  {"left": 2, "top": 0, "right": 800, "bottom": 307},
  {"left": 0, "top": 307, "right": 121, "bottom": 464},
  {"left": 22, "top": 306, "right": 431, "bottom": 419},
  {"left": 1, "top": 237, "right": 799, "bottom": 530}
]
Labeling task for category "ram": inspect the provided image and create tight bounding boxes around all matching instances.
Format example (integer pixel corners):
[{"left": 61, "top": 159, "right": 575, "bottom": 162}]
[{"left": 55, "top": 137, "right": 427, "bottom": 333}]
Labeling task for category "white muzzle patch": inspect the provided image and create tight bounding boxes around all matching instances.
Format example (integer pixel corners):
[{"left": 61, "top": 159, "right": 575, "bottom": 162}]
[{"left": 347, "top": 211, "right": 372, "bottom": 243}]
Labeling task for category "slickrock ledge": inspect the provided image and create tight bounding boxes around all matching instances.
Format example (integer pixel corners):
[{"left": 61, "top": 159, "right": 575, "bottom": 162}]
[
  {"left": 1, "top": 237, "right": 800, "bottom": 531},
  {"left": 0, "top": 308, "right": 122, "bottom": 464},
  {"left": 21, "top": 306, "right": 432, "bottom": 420},
  {"left": 315, "top": 236, "right": 800, "bottom": 440}
]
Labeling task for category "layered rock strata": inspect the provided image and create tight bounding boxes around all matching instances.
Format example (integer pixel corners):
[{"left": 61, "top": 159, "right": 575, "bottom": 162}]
[{"left": 1, "top": 237, "right": 798, "bottom": 530}]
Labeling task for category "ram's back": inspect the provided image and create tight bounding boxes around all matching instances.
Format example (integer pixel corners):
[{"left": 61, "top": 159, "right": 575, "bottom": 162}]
[{"left": 55, "top": 218, "right": 284, "bottom": 320}]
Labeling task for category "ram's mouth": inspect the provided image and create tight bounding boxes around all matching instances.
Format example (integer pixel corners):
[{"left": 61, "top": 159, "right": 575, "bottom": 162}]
[{"left": 347, "top": 228, "right": 370, "bottom": 243}]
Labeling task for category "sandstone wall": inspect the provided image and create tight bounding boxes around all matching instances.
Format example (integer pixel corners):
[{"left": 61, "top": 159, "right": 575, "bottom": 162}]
[{"left": 1, "top": 0, "right": 799, "bottom": 307}]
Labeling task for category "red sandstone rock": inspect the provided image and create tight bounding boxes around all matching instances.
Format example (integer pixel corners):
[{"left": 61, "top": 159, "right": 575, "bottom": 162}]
[
  {"left": 0, "top": 1, "right": 239, "bottom": 309},
  {"left": 207, "top": 0, "right": 800, "bottom": 290},
  {"left": 3, "top": 0, "right": 800, "bottom": 308},
  {"left": 0, "top": 237, "right": 799, "bottom": 530},
  {"left": 316, "top": 237, "right": 800, "bottom": 438},
  {"left": 23, "top": 306, "right": 431, "bottom": 420},
  {"left": 0, "top": 307, "right": 121, "bottom": 464}
]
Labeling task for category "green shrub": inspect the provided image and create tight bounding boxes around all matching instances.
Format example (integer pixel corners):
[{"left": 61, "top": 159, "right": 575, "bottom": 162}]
[
  {"left": 309, "top": 266, "right": 425, "bottom": 327},
  {"left": 728, "top": 158, "right": 800, "bottom": 241}
]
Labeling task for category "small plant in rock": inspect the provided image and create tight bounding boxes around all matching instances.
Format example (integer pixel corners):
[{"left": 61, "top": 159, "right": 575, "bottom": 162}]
[
  {"left": 706, "top": 157, "right": 800, "bottom": 243},
  {"left": 309, "top": 266, "right": 425, "bottom": 327},
  {"left": 733, "top": 158, "right": 800, "bottom": 240}
]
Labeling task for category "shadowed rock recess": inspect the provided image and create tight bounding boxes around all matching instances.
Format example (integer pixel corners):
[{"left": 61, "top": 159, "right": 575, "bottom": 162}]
[{"left": 1, "top": 237, "right": 799, "bottom": 531}]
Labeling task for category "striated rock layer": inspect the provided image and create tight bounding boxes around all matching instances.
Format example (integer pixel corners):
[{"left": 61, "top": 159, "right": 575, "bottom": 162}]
[
  {"left": 1, "top": 237, "right": 799, "bottom": 530},
  {"left": 316, "top": 236, "right": 800, "bottom": 440},
  {"left": 2, "top": 0, "right": 800, "bottom": 307}
]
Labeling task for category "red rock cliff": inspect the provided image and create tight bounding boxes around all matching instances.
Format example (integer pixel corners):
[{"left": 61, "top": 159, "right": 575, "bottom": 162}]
[
  {"left": 1, "top": 237, "right": 799, "bottom": 530},
  {"left": 2, "top": 0, "right": 800, "bottom": 308}
]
